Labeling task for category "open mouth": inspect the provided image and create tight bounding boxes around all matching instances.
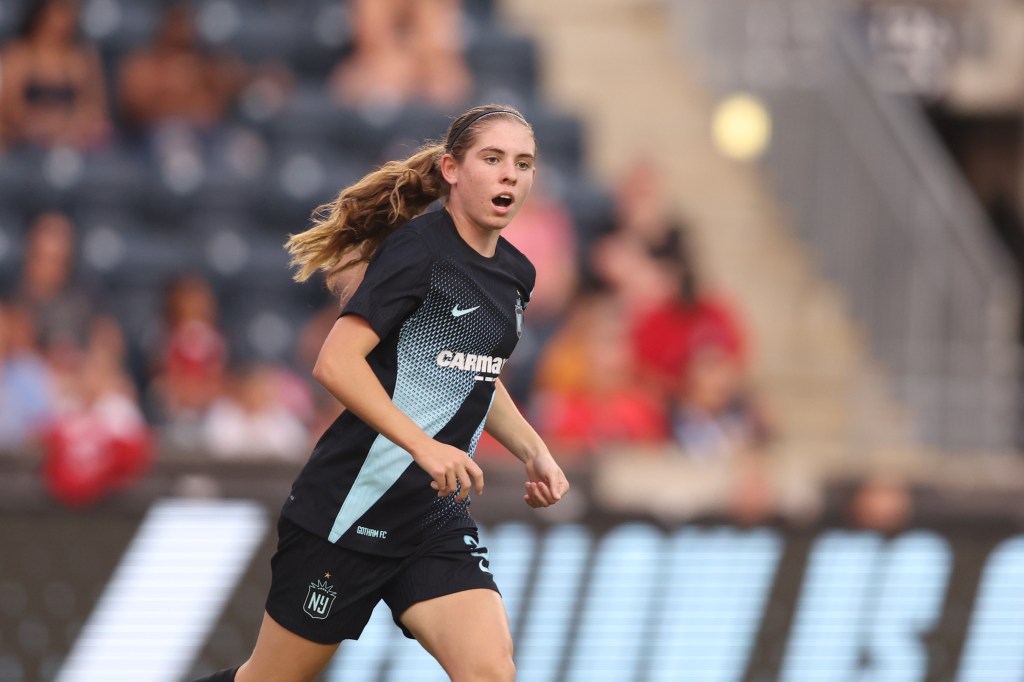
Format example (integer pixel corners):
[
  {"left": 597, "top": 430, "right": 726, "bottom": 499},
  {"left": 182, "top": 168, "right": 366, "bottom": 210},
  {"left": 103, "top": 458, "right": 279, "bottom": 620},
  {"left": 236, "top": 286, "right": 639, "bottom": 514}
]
[{"left": 492, "top": 194, "right": 513, "bottom": 209}]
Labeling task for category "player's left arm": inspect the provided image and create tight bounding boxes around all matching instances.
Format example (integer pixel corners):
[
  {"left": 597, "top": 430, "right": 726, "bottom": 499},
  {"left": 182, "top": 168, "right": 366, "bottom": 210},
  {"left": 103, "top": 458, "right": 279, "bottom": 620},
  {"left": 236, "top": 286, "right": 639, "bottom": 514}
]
[{"left": 485, "top": 379, "right": 570, "bottom": 508}]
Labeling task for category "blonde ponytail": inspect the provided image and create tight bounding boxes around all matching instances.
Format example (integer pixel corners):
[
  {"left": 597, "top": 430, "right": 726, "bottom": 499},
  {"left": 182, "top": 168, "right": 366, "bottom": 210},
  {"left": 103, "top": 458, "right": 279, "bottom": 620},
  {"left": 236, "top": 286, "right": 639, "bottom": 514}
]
[{"left": 285, "top": 143, "right": 447, "bottom": 291}]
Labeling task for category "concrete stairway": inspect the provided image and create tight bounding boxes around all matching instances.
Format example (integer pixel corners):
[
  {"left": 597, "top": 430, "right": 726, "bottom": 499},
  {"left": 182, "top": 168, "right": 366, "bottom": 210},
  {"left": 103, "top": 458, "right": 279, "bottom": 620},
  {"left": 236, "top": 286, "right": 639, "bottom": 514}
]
[{"left": 499, "top": 0, "right": 929, "bottom": 480}]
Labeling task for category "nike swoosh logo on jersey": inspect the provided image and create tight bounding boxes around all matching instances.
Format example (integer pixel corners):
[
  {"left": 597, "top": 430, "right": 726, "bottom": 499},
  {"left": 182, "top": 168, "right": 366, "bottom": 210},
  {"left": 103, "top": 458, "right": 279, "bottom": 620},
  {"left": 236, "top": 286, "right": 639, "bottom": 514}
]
[{"left": 451, "top": 305, "right": 480, "bottom": 317}]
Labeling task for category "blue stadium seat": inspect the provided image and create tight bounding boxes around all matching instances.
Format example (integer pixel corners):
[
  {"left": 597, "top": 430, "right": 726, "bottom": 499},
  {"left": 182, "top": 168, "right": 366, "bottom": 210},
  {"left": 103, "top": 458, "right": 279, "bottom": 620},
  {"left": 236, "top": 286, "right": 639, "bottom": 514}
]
[
  {"left": 463, "top": 0, "right": 495, "bottom": 23},
  {"left": 465, "top": 31, "right": 539, "bottom": 102},
  {"left": 259, "top": 138, "right": 363, "bottom": 225},
  {"left": 72, "top": 142, "right": 156, "bottom": 213},
  {"left": 104, "top": 284, "right": 163, "bottom": 354},
  {"left": 531, "top": 111, "right": 585, "bottom": 173},
  {"left": 380, "top": 105, "right": 452, "bottom": 155},
  {"left": 0, "top": 208, "right": 24, "bottom": 286},
  {"left": 0, "top": 0, "right": 28, "bottom": 42},
  {"left": 77, "top": 212, "right": 199, "bottom": 289},
  {"left": 560, "top": 176, "right": 617, "bottom": 247},
  {"left": 0, "top": 147, "right": 46, "bottom": 215},
  {"left": 81, "top": 0, "right": 161, "bottom": 56},
  {"left": 265, "top": 86, "right": 397, "bottom": 168},
  {"left": 218, "top": 288, "right": 320, "bottom": 363}
]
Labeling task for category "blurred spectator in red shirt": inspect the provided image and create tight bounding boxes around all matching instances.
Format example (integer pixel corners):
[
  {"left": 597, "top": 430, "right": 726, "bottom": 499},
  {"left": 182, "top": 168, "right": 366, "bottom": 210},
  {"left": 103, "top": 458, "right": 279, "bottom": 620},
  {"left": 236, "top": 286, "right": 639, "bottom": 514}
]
[
  {"left": 43, "top": 341, "right": 151, "bottom": 507},
  {"left": 0, "top": 0, "right": 110, "bottom": 149},
  {"left": 620, "top": 220, "right": 767, "bottom": 461},
  {"left": 149, "top": 274, "right": 227, "bottom": 448},
  {"left": 530, "top": 294, "right": 668, "bottom": 460},
  {"left": 629, "top": 229, "right": 747, "bottom": 394},
  {"left": 330, "top": 0, "right": 472, "bottom": 109}
]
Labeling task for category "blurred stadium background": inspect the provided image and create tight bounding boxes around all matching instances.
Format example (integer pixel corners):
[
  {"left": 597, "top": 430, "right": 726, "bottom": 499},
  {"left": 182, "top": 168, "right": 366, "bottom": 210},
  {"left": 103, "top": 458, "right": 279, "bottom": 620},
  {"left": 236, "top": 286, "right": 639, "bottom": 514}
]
[{"left": 3, "top": 0, "right": 1024, "bottom": 679}]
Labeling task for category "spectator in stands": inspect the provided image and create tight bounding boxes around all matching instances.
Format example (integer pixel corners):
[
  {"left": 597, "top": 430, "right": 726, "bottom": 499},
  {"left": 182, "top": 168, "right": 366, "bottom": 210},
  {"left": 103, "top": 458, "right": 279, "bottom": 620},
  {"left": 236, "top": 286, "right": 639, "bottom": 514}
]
[
  {"left": 42, "top": 335, "right": 151, "bottom": 507},
  {"left": 531, "top": 293, "right": 668, "bottom": 459},
  {"left": 13, "top": 211, "right": 96, "bottom": 357},
  {"left": 583, "top": 159, "right": 776, "bottom": 521},
  {"left": 614, "top": 157, "right": 684, "bottom": 244},
  {"left": 592, "top": 158, "right": 750, "bottom": 407},
  {"left": 846, "top": 476, "right": 912, "bottom": 533},
  {"left": 117, "top": 0, "right": 291, "bottom": 196},
  {"left": 0, "top": 0, "right": 110, "bottom": 149},
  {"left": 668, "top": 337, "right": 770, "bottom": 460},
  {"left": 617, "top": 222, "right": 767, "bottom": 461},
  {"left": 330, "top": 0, "right": 472, "bottom": 109},
  {"left": 0, "top": 300, "right": 55, "bottom": 450},
  {"left": 148, "top": 274, "right": 228, "bottom": 449},
  {"left": 590, "top": 158, "right": 693, "bottom": 325},
  {"left": 117, "top": 3, "right": 249, "bottom": 134},
  {"left": 200, "top": 363, "right": 310, "bottom": 461}
]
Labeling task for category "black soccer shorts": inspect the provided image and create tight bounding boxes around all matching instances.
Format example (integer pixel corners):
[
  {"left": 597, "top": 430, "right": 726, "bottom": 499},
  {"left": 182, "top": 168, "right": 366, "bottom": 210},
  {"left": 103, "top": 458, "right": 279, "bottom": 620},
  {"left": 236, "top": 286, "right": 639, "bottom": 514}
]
[{"left": 265, "top": 516, "right": 500, "bottom": 644}]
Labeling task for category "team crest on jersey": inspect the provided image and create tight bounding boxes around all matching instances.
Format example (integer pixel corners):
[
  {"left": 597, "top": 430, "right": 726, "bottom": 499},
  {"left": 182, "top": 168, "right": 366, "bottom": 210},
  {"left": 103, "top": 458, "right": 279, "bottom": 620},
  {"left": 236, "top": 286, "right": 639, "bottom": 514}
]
[
  {"left": 515, "top": 291, "right": 524, "bottom": 338},
  {"left": 303, "top": 579, "right": 337, "bottom": 619}
]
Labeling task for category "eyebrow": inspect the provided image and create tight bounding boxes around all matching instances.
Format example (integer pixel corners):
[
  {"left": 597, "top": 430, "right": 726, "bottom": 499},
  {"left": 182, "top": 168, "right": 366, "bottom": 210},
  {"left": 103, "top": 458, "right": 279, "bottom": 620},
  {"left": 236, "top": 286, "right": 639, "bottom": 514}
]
[{"left": 479, "top": 146, "right": 536, "bottom": 161}]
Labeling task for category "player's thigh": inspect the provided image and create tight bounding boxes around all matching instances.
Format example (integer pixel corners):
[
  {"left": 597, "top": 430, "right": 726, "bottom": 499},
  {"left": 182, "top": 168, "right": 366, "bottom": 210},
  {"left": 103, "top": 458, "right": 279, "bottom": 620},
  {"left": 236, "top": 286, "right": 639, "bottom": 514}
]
[
  {"left": 236, "top": 612, "right": 339, "bottom": 682},
  {"left": 400, "top": 589, "right": 514, "bottom": 682}
]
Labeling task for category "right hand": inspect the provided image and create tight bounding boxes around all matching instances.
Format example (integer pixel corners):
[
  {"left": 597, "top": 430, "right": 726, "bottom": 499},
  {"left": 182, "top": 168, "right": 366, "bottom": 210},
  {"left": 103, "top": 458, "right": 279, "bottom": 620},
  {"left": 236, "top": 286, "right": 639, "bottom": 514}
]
[{"left": 412, "top": 440, "right": 485, "bottom": 503}]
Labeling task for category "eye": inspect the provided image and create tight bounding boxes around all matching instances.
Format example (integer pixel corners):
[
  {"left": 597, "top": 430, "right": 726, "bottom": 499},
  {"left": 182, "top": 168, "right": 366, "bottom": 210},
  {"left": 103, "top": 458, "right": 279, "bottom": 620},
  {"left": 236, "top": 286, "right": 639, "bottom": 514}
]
[
  {"left": 516, "top": 160, "right": 533, "bottom": 171},
  {"left": 484, "top": 156, "right": 499, "bottom": 164}
]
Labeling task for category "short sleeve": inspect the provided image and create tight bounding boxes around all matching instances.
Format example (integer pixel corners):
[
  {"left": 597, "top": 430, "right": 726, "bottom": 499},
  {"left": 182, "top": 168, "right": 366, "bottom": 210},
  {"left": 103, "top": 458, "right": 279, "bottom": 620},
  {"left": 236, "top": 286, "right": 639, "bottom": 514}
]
[{"left": 341, "top": 228, "right": 433, "bottom": 339}]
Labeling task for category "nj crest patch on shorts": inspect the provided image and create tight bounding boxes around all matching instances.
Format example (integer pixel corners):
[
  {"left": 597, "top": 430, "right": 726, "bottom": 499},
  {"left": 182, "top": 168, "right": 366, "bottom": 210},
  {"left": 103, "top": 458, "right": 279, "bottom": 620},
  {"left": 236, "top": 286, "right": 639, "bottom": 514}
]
[{"left": 303, "top": 579, "right": 337, "bottom": 619}]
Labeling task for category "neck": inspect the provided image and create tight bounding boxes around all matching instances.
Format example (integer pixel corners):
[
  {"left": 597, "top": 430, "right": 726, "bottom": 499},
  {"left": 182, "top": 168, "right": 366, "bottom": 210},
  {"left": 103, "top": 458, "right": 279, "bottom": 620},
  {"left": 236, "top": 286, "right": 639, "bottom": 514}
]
[{"left": 446, "top": 207, "right": 499, "bottom": 258}]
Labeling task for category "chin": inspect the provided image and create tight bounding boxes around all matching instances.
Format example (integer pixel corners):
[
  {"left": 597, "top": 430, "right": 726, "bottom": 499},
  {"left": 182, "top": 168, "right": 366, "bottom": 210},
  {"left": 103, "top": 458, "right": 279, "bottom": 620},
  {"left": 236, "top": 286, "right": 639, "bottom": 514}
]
[{"left": 483, "top": 214, "right": 512, "bottom": 231}]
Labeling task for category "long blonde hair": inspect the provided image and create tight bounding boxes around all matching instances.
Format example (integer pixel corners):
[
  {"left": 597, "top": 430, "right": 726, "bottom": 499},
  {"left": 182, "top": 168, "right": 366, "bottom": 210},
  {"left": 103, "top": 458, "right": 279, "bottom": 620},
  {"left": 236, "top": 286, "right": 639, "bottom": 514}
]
[{"left": 285, "top": 104, "right": 533, "bottom": 292}]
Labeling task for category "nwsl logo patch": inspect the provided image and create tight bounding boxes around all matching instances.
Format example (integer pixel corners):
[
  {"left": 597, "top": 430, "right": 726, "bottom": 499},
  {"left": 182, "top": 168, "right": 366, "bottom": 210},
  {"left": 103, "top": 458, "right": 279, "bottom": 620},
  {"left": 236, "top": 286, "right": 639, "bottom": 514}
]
[{"left": 303, "top": 579, "right": 337, "bottom": 619}]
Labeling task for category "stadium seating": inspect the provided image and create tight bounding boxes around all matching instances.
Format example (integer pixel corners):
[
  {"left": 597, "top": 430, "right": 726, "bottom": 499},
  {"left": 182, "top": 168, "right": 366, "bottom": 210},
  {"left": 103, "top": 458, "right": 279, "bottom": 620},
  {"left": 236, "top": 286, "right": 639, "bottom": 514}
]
[{"left": 0, "top": 0, "right": 600, "bottom": 374}]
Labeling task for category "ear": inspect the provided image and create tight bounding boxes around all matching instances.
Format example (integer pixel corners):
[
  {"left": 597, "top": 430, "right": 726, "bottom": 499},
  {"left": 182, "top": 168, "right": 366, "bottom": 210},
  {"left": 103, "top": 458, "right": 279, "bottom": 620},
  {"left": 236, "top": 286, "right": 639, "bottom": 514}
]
[{"left": 440, "top": 153, "right": 459, "bottom": 186}]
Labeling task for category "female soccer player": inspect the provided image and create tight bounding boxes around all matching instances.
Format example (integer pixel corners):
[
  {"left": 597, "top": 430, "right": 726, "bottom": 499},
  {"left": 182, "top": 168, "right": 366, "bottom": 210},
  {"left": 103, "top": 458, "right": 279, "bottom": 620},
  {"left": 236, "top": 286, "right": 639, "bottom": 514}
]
[{"left": 196, "top": 104, "right": 570, "bottom": 682}]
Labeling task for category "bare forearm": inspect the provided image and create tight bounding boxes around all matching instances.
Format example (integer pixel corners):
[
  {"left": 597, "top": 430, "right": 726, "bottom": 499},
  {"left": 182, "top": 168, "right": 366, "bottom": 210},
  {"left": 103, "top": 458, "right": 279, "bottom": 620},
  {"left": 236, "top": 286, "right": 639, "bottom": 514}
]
[
  {"left": 484, "top": 380, "right": 546, "bottom": 464},
  {"left": 313, "top": 353, "right": 432, "bottom": 455}
]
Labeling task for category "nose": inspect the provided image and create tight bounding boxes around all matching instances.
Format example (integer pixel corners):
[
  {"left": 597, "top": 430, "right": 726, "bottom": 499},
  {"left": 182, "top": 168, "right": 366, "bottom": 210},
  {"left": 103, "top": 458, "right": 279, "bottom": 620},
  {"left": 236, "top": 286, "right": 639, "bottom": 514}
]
[{"left": 501, "top": 160, "right": 517, "bottom": 184}]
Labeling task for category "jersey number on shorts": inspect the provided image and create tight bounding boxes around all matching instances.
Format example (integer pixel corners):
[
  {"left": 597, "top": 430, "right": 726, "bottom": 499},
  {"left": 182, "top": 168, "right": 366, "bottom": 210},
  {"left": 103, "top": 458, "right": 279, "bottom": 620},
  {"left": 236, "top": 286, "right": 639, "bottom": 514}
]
[{"left": 464, "top": 535, "right": 492, "bottom": 574}]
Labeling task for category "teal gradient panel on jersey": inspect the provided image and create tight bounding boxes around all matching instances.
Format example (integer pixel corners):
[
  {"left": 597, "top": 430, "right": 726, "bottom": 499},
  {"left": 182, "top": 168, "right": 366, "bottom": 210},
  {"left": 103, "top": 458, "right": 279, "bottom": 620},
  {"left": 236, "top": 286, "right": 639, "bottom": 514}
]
[{"left": 328, "top": 264, "right": 491, "bottom": 543}]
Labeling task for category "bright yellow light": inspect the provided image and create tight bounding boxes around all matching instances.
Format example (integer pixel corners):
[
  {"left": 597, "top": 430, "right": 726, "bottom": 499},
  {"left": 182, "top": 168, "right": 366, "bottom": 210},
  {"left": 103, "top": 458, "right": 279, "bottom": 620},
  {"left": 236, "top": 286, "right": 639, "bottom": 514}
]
[{"left": 712, "top": 94, "right": 772, "bottom": 161}]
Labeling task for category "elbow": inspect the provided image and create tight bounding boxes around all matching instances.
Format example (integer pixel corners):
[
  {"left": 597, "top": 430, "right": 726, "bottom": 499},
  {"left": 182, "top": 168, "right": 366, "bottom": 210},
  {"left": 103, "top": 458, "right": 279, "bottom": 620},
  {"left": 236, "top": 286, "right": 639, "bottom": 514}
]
[{"left": 311, "top": 356, "right": 333, "bottom": 388}]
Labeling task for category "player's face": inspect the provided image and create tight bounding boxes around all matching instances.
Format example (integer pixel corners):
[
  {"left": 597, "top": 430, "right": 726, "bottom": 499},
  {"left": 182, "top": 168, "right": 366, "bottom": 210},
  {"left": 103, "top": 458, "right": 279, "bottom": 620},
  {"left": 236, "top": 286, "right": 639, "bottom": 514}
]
[{"left": 444, "top": 119, "right": 536, "bottom": 233}]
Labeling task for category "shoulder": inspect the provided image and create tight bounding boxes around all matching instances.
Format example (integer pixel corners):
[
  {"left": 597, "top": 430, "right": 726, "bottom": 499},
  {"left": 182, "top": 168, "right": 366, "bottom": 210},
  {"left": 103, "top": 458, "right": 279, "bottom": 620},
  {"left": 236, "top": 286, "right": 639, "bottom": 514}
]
[
  {"left": 380, "top": 215, "right": 435, "bottom": 249},
  {"left": 497, "top": 236, "right": 536, "bottom": 286},
  {"left": 372, "top": 218, "right": 437, "bottom": 270},
  {"left": 377, "top": 209, "right": 461, "bottom": 261},
  {"left": 399, "top": 209, "right": 448, "bottom": 243}
]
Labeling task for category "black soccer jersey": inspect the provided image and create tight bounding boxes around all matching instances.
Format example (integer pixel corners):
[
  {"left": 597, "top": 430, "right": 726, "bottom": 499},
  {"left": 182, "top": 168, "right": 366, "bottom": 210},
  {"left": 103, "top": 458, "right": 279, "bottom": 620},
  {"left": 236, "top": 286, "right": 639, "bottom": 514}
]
[{"left": 281, "top": 208, "right": 535, "bottom": 556}]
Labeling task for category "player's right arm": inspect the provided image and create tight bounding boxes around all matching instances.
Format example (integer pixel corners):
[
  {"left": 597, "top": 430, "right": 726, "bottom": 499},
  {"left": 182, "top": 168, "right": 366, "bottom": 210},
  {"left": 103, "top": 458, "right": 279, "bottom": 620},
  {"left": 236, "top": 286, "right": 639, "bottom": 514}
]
[{"left": 312, "top": 314, "right": 484, "bottom": 501}]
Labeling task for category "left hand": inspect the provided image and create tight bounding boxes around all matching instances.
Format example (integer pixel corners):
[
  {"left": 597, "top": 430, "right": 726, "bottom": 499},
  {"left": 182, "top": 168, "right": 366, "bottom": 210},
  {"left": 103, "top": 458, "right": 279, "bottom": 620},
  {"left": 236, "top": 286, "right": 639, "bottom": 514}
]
[{"left": 523, "top": 452, "right": 570, "bottom": 508}]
